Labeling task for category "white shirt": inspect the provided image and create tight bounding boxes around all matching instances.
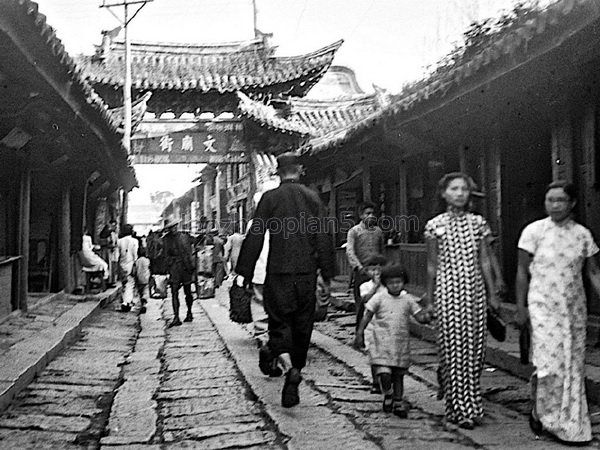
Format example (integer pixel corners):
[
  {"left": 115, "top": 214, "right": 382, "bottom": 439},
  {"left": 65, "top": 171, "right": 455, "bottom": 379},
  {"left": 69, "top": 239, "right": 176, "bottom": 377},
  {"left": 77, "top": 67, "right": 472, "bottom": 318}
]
[
  {"left": 117, "top": 235, "right": 139, "bottom": 275},
  {"left": 246, "top": 219, "right": 269, "bottom": 285}
]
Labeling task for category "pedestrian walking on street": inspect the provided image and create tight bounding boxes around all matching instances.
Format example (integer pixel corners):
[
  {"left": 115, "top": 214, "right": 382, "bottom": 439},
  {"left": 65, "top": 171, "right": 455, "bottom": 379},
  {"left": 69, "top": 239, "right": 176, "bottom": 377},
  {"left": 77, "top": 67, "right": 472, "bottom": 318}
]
[
  {"left": 133, "top": 247, "right": 151, "bottom": 314},
  {"left": 357, "top": 253, "right": 388, "bottom": 394},
  {"left": 346, "top": 201, "right": 385, "bottom": 331},
  {"left": 243, "top": 217, "right": 271, "bottom": 351},
  {"left": 516, "top": 180, "right": 600, "bottom": 445},
  {"left": 354, "top": 264, "right": 431, "bottom": 417},
  {"left": 117, "top": 224, "right": 139, "bottom": 312},
  {"left": 236, "top": 152, "right": 334, "bottom": 408},
  {"left": 224, "top": 226, "right": 245, "bottom": 275},
  {"left": 163, "top": 219, "right": 195, "bottom": 327},
  {"left": 424, "top": 172, "right": 500, "bottom": 430},
  {"left": 211, "top": 230, "right": 226, "bottom": 288}
]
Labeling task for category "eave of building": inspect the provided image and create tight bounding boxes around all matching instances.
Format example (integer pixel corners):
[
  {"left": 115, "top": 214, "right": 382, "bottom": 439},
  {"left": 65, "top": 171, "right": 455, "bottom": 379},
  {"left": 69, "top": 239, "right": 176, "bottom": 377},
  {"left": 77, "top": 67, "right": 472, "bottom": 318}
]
[
  {"left": 0, "top": 0, "right": 137, "bottom": 191},
  {"left": 378, "top": 0, "right": 600, "bottom": 129},
  {"left": 107, "top": 91, "right": 152, "bottom": 134},
  {"left": 237, "top": 91, "right": 311, "bottom": 136}
]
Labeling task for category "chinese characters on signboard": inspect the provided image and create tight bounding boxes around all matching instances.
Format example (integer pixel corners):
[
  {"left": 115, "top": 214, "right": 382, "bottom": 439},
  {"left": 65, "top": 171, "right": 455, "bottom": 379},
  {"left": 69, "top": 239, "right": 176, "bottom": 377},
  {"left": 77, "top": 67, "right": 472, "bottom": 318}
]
[{"left": 132, "top": 120, "right": 247, "bottom": 164}]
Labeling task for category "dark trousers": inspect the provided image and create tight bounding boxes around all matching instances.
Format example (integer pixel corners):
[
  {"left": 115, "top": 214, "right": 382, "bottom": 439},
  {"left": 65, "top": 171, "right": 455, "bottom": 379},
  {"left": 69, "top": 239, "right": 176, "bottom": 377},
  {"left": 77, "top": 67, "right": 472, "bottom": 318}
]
[
  {"left": 352, "top": 267, "right": 371, "bottom": 331},
  {"left": 263, "top": 273, "right": 317, "bottom": 370},
  {"left": 170, "top": 280, "right": 193, "bottom": 318}
]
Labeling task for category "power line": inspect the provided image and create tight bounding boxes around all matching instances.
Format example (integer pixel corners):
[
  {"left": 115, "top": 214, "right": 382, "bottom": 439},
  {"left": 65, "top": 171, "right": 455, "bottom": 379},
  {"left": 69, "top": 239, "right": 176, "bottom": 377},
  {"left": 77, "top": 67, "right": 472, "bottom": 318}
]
[{"left": 292, "top": 0, "right": 308, "bottom": 44}]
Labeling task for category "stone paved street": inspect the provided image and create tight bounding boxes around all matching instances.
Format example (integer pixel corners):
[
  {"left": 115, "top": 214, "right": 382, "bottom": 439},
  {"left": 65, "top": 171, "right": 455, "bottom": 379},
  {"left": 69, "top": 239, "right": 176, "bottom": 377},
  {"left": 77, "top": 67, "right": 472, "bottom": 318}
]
[
  {"left": 1, "top": 283, "right": 600, "bottom": 449},
  {"left": 101, "top": 291, "right": 283, "bottom": 449},
  {"left": 0, "top": 304, "right": 138, "bottom": 449}
]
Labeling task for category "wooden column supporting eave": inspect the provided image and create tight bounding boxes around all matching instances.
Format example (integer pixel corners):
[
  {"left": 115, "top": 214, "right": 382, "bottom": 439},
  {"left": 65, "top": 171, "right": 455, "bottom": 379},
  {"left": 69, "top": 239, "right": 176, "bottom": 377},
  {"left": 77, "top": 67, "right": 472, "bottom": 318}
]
[
  {"left": 17, "top": 159, "right": 30, "bottom": 312},
  {"left": 398, "top": 160, "right": 408, "bottom": 218},
  {"left": 362, "top": 165, "right": 371, "bottom": 202},
  {"left": 59, "top": 184, "right": 73, "bottom": 293}
]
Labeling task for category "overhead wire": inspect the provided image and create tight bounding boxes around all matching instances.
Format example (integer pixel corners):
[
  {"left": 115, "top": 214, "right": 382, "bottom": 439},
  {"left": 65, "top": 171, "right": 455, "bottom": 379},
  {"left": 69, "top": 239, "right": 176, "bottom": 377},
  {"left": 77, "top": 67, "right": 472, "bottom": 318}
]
[
  {"left": 292, "top": 0, "right": 308, "bottom": 44},
  {"left": 346, "top": 0, "right": 375, "bottom": 38}
]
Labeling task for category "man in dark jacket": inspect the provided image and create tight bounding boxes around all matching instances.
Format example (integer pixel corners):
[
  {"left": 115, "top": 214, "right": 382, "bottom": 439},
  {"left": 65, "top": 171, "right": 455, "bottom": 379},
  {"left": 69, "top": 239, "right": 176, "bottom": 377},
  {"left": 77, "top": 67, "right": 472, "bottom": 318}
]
[
  {"left": 236, "top": 152, "right": 334, "bottom": 408},
  {"left": 163, "top": 219, "right": 195, "bottom": 327}
]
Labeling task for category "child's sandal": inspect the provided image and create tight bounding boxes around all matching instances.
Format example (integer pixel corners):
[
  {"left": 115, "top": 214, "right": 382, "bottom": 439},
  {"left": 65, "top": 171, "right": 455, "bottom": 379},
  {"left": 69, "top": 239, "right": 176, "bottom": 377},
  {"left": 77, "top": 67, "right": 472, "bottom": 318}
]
[
  {"left": 393, "top": 400, "right": 408, "bottom": 418},
  {"left": 382, "top": 394, "right": 393, "bottom": 413},
  {"left": 370, "top": 383, "right": 381, "bottom": 395}
]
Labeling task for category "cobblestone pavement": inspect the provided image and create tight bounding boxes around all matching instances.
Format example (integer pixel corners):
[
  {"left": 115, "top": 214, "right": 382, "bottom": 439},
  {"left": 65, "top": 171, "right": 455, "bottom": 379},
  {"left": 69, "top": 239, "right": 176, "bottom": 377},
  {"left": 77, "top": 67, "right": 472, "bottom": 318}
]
[
  {"left": 313, "top": 310, "right": 600, "bottom": 449},
  {"left": 101, "top": 293, "right": 284, "bottom": 449},
  {"left": 0, "top": 304, "right": 138, "bottom": 449},
  {"left": 2, "top": 283, "right": 600, "bottom": 449},
  {"left": 205, "top": 289, "right": 482, "bottom": 449}
]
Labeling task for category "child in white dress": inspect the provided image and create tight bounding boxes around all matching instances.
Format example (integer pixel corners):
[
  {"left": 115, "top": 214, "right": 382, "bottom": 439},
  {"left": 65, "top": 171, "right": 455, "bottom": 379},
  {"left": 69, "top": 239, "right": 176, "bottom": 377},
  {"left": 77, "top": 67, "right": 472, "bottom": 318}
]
[
  {"left": 358, "top": 254, "right": 387, "bottom": 394},
  {"left": 354, "top": 263, "right": 431, "bottom": 417}
]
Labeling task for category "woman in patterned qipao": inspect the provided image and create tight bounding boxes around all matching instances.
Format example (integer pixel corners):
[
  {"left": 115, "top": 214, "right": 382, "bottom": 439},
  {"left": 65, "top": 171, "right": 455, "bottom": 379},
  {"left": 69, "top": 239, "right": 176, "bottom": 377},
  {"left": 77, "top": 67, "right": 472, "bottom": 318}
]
[
  {"left": 516, "top": 180, "right": 600, "bottom": 444},
  {"left": 424, "top": 173, "right": 500, "bottom": 429}
]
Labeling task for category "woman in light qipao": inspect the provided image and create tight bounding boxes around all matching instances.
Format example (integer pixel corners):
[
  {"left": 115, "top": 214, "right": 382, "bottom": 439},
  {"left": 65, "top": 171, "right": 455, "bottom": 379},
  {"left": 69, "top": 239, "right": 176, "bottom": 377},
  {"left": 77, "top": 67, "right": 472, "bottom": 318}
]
[{"left": 516, "top": 180, "right": 600, "bottom": 444}]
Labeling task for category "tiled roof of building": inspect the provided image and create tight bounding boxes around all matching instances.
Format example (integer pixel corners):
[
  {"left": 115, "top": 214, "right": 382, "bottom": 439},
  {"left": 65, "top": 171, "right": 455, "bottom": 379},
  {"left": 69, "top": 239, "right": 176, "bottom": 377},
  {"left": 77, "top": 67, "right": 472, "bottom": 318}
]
[
  {"left": 77, "top": 33, "right": 343, "bottom": 95},
  {"left": 237, "top": 92, "right": 311, "bottom": 136},
  {"left": 107, "top": 92, "right": 152, "bottom": 134},
  {"left": 238, "top": 90, "right": 388, "bottom": 153},
  {"left": 3, "top": 0, "right": 137, "bottom": 190},
  {"left": 382, "top": 0, "right": 599, "bottom": 118},
  {"left": 246, "top": 0, "right": 599, "bottom": 155}
]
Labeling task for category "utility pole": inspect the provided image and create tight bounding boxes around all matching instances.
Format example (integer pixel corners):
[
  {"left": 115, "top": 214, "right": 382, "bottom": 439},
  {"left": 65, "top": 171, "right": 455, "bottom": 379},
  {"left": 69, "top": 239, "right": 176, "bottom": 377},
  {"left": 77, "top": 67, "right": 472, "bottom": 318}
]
[
  {"left": 100, "top": 0, "right": 153, "bottom": 226},
  {"left": 252, "top": 0, "right": 258, "bottom": 37}
]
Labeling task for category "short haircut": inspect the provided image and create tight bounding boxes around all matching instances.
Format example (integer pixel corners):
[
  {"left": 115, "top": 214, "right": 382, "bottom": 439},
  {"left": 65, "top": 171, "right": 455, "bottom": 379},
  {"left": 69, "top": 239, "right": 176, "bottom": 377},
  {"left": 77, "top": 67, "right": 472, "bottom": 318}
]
[
  {"left": 545, "top": 180, "right": 577, "bottom": 200},
  {"left": 380, "top": 263, "right": 409, "bottom": 285},
  {"left": 121, "top": 224, "right": 133, "bottom": 237},
  {"left": 359, "top": 201, "right": 375, "bottom": 214},
  {"left": 363, "top": 254, "right": 387, "bottom": 267}
]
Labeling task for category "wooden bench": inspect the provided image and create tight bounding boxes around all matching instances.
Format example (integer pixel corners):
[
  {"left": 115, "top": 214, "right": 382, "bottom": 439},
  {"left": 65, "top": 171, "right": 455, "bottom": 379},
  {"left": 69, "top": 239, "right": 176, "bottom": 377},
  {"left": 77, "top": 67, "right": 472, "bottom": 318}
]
[{"left": 81, "top": 267, "right": 106, "bottom": 294}]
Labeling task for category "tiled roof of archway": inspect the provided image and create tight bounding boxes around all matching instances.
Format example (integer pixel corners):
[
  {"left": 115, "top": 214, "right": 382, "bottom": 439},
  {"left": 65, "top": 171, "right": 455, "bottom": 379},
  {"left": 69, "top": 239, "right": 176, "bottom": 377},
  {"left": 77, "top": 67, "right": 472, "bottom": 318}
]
[
  {"left": 238, "top": 90, "right": 387, "bottom": 153},
  {"left": 77, "top": 36, "right": 343, "bottom": 94}
]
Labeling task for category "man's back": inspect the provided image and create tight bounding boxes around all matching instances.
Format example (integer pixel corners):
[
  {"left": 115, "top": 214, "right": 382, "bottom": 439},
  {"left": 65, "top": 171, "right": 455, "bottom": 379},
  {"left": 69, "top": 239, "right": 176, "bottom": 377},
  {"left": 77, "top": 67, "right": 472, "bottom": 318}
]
[
  {"left": 118, "top": 235, "right": 138, "bottom": 269},
  {"left": 237, "top": 180, "right": 333, "bottom": 279}
]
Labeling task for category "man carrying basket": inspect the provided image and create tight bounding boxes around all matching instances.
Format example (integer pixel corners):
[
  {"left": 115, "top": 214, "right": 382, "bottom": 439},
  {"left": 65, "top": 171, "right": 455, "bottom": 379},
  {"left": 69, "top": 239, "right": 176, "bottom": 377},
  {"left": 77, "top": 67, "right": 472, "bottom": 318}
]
[{"left": 236, "top": 152, "right": 334, "bottom": 408}]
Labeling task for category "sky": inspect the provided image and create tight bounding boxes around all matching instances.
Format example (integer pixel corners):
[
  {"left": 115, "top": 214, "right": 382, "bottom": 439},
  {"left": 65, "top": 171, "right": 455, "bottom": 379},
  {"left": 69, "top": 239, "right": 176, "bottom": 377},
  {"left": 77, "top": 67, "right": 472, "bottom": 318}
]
[
  {"left": 36, "top": 0, "right": 527, "bottom": 91},
  {"left": 32, "top": 0, "right": 537, "bottom": 210}
]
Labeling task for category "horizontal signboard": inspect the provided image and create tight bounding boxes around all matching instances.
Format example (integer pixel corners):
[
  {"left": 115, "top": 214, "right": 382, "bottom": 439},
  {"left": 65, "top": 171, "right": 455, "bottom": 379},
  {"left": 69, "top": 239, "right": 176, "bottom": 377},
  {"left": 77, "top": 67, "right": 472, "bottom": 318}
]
[
  {"left": 133, "top": 153, "right": 249, "bottom": 164},
  {"left": 132, "top": 118, "right": 247, "bottom": 164}
]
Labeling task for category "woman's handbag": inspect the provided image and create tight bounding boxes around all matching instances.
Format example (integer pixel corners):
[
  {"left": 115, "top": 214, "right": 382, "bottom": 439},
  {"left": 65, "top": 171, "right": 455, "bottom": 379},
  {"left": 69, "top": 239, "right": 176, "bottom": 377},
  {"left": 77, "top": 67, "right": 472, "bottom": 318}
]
[
  {"left": 519, "top": 324, "right": 531, "bottom": 365},
  {"left": 487, "top": 308, "right": 506, "bottom": 342},
  {"left": 229, "top": 276, "right": 253, "bottom": 324}
]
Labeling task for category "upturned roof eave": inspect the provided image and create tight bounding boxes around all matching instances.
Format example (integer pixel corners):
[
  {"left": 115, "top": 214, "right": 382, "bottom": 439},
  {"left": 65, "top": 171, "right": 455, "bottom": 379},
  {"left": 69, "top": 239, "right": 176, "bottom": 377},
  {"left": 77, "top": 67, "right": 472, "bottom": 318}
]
[
  {"left": 2, "top": 0, "right": 137, "bottom": 191},
  {"left": 79, "top": 39, "right": 343, "bottom": 97}
]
